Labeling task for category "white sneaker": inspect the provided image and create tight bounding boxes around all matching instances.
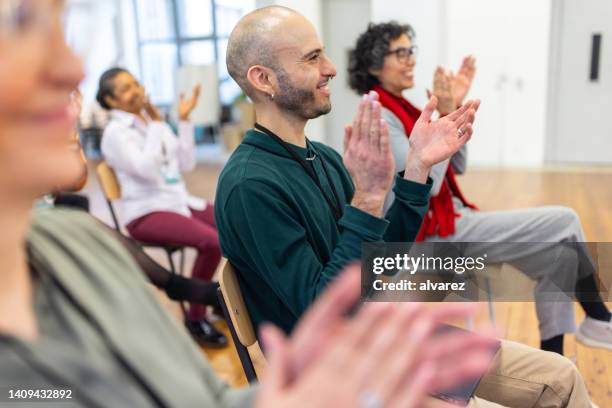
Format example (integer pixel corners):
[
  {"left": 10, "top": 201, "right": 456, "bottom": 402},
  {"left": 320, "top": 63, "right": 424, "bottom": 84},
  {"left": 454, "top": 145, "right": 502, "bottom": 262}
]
[{"left": 576, "top": 316, "right": 612, "bottom": 350}]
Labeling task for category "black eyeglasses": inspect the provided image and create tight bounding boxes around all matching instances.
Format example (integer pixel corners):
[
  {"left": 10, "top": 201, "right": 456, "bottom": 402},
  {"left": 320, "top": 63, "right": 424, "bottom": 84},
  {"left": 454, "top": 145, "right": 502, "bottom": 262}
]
[{"left": 384, "top": 45, "right": 418, "bottom": 63}]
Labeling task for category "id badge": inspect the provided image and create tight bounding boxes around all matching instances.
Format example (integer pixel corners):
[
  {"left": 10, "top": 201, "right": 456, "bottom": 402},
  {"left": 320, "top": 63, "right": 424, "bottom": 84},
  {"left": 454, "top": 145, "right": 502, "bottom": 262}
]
[{"left": 161, "top": 163, "right": 181, "bottom": 185}]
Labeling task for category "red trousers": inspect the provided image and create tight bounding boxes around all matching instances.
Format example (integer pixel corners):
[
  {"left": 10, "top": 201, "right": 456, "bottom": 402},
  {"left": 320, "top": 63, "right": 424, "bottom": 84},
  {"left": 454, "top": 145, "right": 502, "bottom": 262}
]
[{"left": 126, "top": 205, "right": 221, "bottom": 321}]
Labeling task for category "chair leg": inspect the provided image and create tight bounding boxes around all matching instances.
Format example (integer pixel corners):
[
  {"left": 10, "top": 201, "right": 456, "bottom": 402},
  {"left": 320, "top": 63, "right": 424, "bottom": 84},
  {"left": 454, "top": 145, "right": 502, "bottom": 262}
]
[
  {"left": 106, "top": 200, "right": 121, "bottom": 232},
  {"left": 485, "top": 277, "right": 496, "bottom": 325},
  {"left": 179, "top": 248, "right": 185, "bottom": 276},
  {"left": 165, "top": 249, "right": 177, "bottom": 275},
  {"left": 217, "top": 288, "right": 258, "bottom": 383}
]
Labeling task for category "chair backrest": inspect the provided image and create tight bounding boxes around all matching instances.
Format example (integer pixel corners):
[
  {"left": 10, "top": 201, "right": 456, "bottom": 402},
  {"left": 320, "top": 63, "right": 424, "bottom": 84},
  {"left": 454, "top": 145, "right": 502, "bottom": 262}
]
[
  {"left": 219, "top": 261, "right": 266, "bottom": 379},
  {"left": 219, "top": 261, "right": 257, "bottom": 347},
  {"left": 95, "top": 162, "right": 122, "bottom": 231},
  {"left": 96, "top": 162, "right": 121, "bottom": 201}
]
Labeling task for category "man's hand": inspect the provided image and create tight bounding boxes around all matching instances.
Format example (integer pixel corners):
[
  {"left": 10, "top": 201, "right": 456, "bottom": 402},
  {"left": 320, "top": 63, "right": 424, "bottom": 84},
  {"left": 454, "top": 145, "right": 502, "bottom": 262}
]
[
  {"left": 404, "top": 97, "right": 480, "bottom": 183},
  {"left": 428, "top": 67, "right": 455, "bottom": 116},
  {"left": 178, "top": 84, "right": 202, "bottom": 121},
  {"left": 344, "top": 91, "right": 395, "bottom": 218},
  {"left": 255, "top": 265, "right": 499, "bottom": 408},
  {"left": 450, "top": 56, "right": 477, "bottom": 107}
]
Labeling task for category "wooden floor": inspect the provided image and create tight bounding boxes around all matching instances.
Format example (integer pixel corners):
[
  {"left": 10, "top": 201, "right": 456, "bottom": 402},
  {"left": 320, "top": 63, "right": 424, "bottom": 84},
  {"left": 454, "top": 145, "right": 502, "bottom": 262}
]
[
  {"left": 82, "top": 162, "right": 612, "bottom": 405},
  {"left": 457, "top": 168, "right": 612, "bottom": 406}
]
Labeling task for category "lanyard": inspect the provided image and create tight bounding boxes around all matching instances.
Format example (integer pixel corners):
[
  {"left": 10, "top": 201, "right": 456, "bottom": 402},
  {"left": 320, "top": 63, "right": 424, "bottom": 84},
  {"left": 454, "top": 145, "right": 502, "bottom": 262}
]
[{"left": 252, "top": 123, "right": 343, "bottom": 221}]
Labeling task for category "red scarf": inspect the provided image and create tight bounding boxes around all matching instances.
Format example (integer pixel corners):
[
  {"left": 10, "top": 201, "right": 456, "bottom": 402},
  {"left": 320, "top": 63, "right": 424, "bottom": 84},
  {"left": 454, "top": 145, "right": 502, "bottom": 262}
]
[{"left": 373, "top": 85, "right": 477, "bottom": 240}]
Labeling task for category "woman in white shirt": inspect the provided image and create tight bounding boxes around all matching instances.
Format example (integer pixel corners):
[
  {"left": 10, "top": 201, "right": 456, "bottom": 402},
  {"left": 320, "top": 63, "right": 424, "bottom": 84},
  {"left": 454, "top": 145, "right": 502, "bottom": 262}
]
[{"left": 97, "top": 68, "right": 225, "bottom": 347}]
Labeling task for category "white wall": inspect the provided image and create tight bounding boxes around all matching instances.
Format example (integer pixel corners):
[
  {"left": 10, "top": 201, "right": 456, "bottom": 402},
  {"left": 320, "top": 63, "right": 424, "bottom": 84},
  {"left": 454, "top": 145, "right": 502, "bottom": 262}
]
[
  {"left": 65, "top": 0, "right": 122, "bottom": 103},
  {"left": 323, "top": 0, "right": 372, "bottom": 152},
  {"left": 445, "top": 0, "right": 552, "bottom": 167},
  {"left": 371, "top": 0, "right": 552, "bottom": 167},
  {"left": 547, "top": 0, "right": 612, "bottom": 165},
  {"left": 371, "top": 0, "right": 445, "bottom": 110},
  {"left": 117, "top": 0, "right": 141, "bottom": 76}
]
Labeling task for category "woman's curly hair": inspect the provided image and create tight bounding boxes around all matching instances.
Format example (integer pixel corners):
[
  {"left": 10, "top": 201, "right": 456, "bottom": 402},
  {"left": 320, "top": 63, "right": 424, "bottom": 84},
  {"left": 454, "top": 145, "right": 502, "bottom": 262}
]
[{"left": 348, "top": 22, "right": 415, "bottom": 95}]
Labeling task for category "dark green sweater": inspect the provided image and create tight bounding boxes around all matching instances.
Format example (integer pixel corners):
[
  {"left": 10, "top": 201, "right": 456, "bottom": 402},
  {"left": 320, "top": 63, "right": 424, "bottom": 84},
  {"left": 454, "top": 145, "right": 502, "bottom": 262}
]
[{"left": 215, "top": 129, "right": 431, "bottom": 334}]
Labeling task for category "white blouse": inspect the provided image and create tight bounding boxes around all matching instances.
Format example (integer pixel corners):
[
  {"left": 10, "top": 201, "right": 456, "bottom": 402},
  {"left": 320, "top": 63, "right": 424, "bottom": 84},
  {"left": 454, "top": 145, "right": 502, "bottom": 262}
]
[{"left": 101, "top": 110, "right": 205, "bottom": 225}]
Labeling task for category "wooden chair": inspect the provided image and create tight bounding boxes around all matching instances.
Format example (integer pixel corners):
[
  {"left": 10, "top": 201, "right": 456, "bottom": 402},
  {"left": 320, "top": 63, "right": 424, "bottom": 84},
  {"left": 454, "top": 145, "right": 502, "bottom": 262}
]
[
  {"left": 452, "top": 266, "right": 499, "bottom": 330},
  {"left": 95, "top": 161, "right": 185, "bottom": 276},
  {"left": 215, "top": 259, "right": 497, "bottom": 379},
  {"left": 218, "top": 260, "right": 266, "bottom": 383}
]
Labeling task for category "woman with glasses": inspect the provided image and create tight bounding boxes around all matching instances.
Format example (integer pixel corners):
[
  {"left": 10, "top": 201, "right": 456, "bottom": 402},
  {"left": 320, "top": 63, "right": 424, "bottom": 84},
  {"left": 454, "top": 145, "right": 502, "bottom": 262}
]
[
  {"left": 0, "top": 2, "right": 507, "bottom": 407},
  {"left": 349, "top": 21, "right": 612, "bottom": 357}
]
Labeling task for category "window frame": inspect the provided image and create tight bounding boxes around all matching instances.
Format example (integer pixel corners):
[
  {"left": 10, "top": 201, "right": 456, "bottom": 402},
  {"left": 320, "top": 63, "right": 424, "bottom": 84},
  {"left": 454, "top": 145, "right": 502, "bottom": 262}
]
[{"left": 132, "top": 0, "right": 240, "bottom": 107}]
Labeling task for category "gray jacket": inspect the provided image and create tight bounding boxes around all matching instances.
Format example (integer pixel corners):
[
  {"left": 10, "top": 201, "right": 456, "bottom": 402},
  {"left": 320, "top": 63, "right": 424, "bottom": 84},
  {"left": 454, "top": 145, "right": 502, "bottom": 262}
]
[
  {"left": 383, "top": 107, "right": 467, "bottom": 211},
  {"left": 0, "top": 209, "right": 256, "bottom": 408}
]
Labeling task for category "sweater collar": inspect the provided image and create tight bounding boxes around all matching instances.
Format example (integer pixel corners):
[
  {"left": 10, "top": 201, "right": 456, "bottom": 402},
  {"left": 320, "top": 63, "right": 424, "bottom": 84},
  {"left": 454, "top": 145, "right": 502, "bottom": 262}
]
[
  {"left": 373, "top": 85, "right": 421, "bottom": 136},
  {"left": 111, "top": 109, "right": 138, "bottom": 126},
  {"left": 110, "top": 109, "right": 150, "bottom": 132},
  {"left": 373, "top": 85, "right": 414, "bottom": 110},
  {"left": 242, "top": 128, "right": 316, "bottom": 159}
]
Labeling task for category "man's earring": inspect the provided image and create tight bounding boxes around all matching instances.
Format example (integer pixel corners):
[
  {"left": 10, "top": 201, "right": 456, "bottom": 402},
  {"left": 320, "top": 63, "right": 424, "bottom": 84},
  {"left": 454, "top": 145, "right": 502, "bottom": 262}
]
[{"left": 269, "top": 93, "right": 275, "bottom": 100}]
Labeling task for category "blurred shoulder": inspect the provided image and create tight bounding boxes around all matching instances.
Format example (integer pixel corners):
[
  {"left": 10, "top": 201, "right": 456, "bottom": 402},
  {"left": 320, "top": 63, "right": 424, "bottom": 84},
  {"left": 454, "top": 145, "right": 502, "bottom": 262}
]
[
  {"left": 381, "top": 108, "right": 403, "bottom": 127},
  {"left": 29, "top": 208, "right": 129, "bottom": 264}
]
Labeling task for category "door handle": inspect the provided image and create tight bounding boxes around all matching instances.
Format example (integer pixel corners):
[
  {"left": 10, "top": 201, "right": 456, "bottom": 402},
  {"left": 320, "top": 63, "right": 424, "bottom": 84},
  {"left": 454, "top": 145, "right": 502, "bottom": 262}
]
[{"left": 590, "top": 33, "right": 602, "bottom": 82}]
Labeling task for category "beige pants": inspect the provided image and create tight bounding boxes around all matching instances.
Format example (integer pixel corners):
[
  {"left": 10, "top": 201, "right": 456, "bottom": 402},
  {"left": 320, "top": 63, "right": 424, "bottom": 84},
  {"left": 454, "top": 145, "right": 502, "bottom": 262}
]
[{"left": 467, "top": 340, "right": 590, "bottom": 408}]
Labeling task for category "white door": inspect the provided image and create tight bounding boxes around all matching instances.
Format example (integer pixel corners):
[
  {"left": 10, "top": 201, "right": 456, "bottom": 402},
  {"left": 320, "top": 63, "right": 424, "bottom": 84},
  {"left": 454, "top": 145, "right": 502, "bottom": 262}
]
[
  {"left": 323, "top": 0, "right": 372, "bottom": 152},
  {"left": 548, "top": 0, "right": 612, "bottom": 165},
  {"left": 443, "top": 0, "right": 552, "bottom": 167}
]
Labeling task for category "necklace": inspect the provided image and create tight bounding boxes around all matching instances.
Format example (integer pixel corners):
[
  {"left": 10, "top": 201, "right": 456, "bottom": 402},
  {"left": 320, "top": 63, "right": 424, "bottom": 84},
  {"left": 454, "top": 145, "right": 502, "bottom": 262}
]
[{"left": 251, "top": 123, "right": 343, "bottom": 221}]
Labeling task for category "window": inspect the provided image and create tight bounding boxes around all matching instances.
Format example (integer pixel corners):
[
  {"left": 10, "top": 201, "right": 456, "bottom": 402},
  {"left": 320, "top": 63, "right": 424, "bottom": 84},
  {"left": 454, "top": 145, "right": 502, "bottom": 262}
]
[
  {"left": 133, "top": 0, "right": 254, "bottom": 107},
  {"left": 135, "top": 0, "right": 174, "bottom": 41}
]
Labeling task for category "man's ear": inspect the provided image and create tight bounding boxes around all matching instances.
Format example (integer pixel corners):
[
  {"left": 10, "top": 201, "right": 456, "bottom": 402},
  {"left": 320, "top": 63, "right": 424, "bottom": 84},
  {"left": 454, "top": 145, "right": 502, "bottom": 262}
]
[
  {"left": 368, "top": 67, "right": 381, "bottom": 78},
  {"left": 247, "top": 65, "right": 277, "bottom": 99}
]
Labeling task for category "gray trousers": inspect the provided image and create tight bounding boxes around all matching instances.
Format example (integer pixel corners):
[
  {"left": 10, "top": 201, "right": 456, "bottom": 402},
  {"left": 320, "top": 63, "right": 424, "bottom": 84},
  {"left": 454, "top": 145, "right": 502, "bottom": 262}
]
[{"left": 427, "top": 203, "right": 594, "bottom": 340}]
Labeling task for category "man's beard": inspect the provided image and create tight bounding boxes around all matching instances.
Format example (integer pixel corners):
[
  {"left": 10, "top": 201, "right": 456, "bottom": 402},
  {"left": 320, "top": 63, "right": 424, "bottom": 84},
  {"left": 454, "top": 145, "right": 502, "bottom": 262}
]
[{"left": 274, "top": 68, "right": 332, "bottom": 120}]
